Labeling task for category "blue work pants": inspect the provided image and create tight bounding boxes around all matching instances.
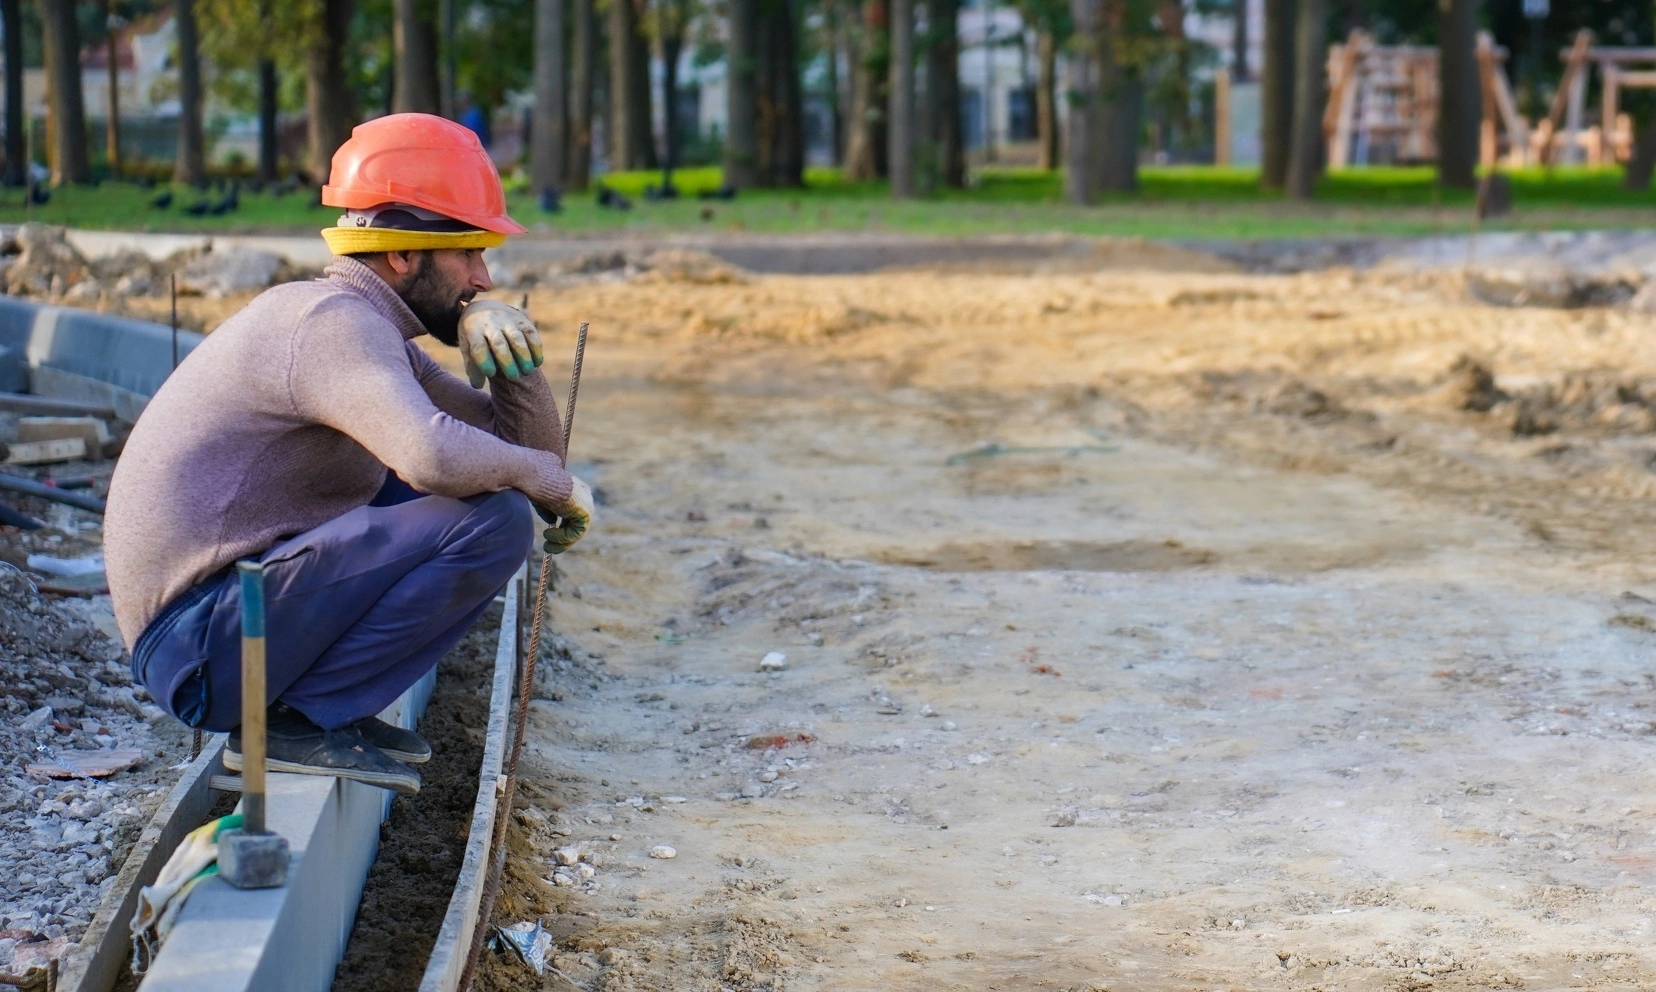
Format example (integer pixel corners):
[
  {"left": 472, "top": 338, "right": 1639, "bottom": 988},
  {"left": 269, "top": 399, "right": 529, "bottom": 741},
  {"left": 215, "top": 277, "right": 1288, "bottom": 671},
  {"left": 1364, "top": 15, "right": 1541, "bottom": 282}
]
[{"left": 131, "top": 480, "right": 532, "bottom": 732}]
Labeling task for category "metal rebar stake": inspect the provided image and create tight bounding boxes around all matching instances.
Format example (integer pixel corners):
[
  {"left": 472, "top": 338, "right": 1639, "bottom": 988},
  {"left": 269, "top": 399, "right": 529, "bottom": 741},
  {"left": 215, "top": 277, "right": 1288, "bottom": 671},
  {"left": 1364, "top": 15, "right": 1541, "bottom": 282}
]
[{"left": 218, "top": 561, "right": 289, "bottom": 889}]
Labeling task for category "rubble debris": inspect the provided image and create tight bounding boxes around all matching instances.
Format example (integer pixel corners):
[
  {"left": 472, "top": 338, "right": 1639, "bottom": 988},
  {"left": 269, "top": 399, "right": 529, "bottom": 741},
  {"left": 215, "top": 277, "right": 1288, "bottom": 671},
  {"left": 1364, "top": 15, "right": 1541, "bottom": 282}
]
[
  {"left": 1441, "top": 356, "right": 1503, "bottom": 412},
  {"left": 25, "top": 748, "right": 144, "bottom": 780},
  {"left": 758, "top": 651, "right": 787, "bottom": 671},
  {"left": 1465, "top": 262, "right": 1637, "bottom": 309},
  {"left": 174, "top": 246, "right": 288, "bottom": 299},
  {"left": 511, "top": 248, "right": 748, "bottom": 288},
  {"left": 0, "top": 565, "right": 185, "bottom": 951},
  {"left": 1, "top": 225, "right": 93, "bottom": 299}
]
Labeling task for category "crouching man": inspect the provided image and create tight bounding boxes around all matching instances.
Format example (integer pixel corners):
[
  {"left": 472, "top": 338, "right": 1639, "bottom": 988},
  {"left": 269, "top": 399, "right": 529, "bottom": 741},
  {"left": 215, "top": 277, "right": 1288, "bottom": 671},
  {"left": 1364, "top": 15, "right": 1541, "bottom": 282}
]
[{"left": 104, "top": 114, "right": 594, "bottom": 795}]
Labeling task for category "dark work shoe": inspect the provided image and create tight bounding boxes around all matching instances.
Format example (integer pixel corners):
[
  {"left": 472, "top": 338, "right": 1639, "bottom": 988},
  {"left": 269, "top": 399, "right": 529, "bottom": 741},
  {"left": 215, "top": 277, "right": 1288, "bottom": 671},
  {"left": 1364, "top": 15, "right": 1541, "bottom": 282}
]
[
  {"left": 353, "top": 717, "right": 431, "bottom": 764},
  {"left": 226, "top": 719, "right": 421, "bottom": 795}
]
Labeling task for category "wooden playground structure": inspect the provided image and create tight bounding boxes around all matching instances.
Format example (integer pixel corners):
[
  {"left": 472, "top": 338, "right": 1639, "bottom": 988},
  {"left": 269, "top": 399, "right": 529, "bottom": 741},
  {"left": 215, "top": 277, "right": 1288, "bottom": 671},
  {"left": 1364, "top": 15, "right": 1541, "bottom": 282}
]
[{"left": 1323, "top": 28, "right": 1646, "bottom": 170}]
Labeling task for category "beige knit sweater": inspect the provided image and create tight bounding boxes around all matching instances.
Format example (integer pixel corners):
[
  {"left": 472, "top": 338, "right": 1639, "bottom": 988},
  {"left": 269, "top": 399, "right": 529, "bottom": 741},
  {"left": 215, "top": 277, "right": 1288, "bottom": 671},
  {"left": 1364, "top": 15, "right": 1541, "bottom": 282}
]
[{"left": 104, "top": 256, "right": 571, "bottom": 647}]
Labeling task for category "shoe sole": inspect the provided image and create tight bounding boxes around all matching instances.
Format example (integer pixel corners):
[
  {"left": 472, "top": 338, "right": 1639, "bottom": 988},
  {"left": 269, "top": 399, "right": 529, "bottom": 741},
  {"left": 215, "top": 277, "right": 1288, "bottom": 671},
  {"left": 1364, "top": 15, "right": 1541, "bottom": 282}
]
[
  {"left": 223, "top": 748, "right": 421, "bottom": 795},
  {"left": 376, "top": 746, "right": 431, "bottom": 765}
]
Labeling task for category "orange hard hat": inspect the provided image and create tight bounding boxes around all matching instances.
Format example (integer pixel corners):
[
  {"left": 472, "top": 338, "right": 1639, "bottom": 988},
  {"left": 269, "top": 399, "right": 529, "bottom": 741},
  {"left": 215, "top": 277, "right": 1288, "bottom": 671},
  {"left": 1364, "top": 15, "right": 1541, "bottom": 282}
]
[{"left": 322, "top": 113, "right": 526, "bottom": 235}]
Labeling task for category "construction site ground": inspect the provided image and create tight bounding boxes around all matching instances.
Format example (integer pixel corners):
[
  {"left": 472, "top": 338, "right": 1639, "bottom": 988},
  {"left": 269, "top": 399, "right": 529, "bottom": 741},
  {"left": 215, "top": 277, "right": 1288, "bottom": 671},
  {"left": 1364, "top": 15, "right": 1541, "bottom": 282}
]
[
  {"left": 18, "top": 242, "right": 1656, "bottom": 990},
  {"left": 467, "top": 258, "right": 1656, "bottom": 992}
]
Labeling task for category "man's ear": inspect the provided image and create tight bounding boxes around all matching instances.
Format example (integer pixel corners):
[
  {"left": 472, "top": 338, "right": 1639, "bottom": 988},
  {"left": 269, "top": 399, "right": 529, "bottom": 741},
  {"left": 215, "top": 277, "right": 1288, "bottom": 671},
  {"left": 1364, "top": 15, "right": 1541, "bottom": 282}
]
[{"left": 385, "top": 250, "right": 419, "bottom": 280}]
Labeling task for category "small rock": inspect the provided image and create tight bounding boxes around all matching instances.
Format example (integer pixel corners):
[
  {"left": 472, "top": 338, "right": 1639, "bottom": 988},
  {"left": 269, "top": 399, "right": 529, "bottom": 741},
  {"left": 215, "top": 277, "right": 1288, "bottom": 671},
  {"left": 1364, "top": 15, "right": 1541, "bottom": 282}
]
[
  {"left": 920, "top": 704, "right": 938, "bottom": 717},
  {"left": 550, "top": 870, "right": 577, "bottom": 887},
  {"left": 577, "top": 863, "right": 596, "bottom": 880},
  {"left": 759, "top": 771, "right": 779, "bottom": 783},
  {"left": 21, "top": 705, "right": 52, "bottom": 729},
  {"left": 649, "top": 845, "right": 677, "bottom": 859},
  {"left": 42, "top": 696, "right": 83, "bottom": 715},
  {"left": 740, "top": 783, "right": 764, "bottom": 799},
  {"left": 1051, "top": 809, "right": 1078, "bottom": 827},
  {"left": 715, "top": 792, "right": 739, "bottom": 802},
  {"left": 759, "top": 651, "right": 787, "bottom": 672},
  {"left": 942, "top": 721, "right": 958, "bottom": 731},
  {"left": 554, "top": 847, "right": 581, "bottom": 866},
  {"left": 598, "top": 947, "right": 628, "bottom": 965}
]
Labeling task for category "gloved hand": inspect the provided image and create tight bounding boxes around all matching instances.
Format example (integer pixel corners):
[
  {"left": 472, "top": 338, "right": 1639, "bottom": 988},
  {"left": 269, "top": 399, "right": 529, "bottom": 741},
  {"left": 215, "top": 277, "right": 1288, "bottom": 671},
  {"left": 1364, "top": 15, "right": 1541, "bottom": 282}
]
[
  {"left": 543, "top": 476, "right": 595, "bottom": 554},
  {"left": 459, "top": 300, "right": 544, "bottom": 388}
]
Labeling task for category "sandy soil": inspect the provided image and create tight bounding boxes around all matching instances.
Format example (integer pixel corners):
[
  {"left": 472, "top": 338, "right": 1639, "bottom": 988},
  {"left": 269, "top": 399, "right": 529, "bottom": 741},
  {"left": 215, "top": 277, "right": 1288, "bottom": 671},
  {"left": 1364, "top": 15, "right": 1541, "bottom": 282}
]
[{"left": 382, "top": 262, "right": 1656, "bottom": 992}]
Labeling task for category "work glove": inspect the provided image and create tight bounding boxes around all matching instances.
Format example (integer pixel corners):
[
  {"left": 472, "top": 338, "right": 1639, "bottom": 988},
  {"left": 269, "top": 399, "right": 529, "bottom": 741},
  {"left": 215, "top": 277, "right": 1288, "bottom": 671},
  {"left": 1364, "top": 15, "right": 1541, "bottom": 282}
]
[
  {"left": 543, "top": 476, "right": 595, "bottom": 555},
  {"left": 459, "top": 300, "right": 544, "bottom": 388}
]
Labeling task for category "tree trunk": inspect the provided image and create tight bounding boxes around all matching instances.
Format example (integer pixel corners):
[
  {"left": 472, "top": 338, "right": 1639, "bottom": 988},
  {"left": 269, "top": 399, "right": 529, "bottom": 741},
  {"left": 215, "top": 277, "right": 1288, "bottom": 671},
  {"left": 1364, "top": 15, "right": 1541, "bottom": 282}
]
[
  {"left": 725, "top": 0, "right": 759, "bottom": 186},
  {"left": 1283, "top": 0, "right": 1324, "bottom": 199},
  {"left": 174, "top": 0, "right": 206, "bottom": 184},
  {"left": 1436, "top": 0, "right": 1479, "bottom": 190},
  {"left": 439, "top": 0, "right": 455, "bottom": 117},
  {"left": 1065, "top": 0, "right": 1101, "bottom": 202},
  {"left": 1035, "top": 23, "right": 1057, "bottom": 170},
  {"left": 755, "top": 0, "right": 804, "bottom": 186},
  {"left": 104, "top": 1, "right": 121, "bottom": 178},
  {"left": 393, "top": 0, "right": 440, "bottom": 114},
  {"left": 661, "top": 0, "right": 689, "bottom": 187},
  {"left": 608, "top": 0, "right": 654, "bottom": 169},
  {"left": 568, "top": 0, "right": 595, "bottom": 188},
  {"left": 825, "top": 0, "right": 843, "bottom": 164},
  {"left": 1626, "top": 122, "right": 1656, "bottom": 191},
  {"left": 1260, "top": 0, "right": 1294, "bottom": 188},
  {"left": 888, "top": 0, "right": 914, "bottom": 196},
  {"left": 1100, "top": 68, "right": 1141, "bottom": 191},
  {"left": 532, "top": 0, "right": 568, "bottom": 193},
  {"left": 37, "top": 0, "right": 89, "bottom": 184},
  {"left": 2, "top": 0, "right": 22, "bottom": 186},
  {"left": 1233, "top": 0, "right": 1249, "bottom": 81},
  {"left": 924, "top": 0, "right": 963, "bottom": 187},
  {"left": 306, "top": 0, "right": 358, "bottom": 180},
  {"left": 844, "top": 0, "right": 888, "bottom": 180},
  {"left": 258, "top": 60, "right": 279, "bottom": 183}
]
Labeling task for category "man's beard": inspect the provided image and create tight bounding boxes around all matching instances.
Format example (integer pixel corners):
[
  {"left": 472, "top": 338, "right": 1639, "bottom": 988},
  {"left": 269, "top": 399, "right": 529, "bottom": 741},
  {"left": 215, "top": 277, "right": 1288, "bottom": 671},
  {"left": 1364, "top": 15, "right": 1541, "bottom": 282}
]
[{"left": 400, "top": 251, "right": 471, "bottom": 346}]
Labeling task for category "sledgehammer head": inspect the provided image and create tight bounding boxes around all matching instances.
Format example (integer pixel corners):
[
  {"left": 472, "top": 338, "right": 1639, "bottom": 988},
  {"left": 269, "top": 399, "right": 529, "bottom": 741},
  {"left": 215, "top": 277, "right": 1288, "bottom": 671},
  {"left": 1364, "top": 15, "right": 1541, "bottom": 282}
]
[{"left": 218, "top": 828, "right": 290, "bottom": 889}]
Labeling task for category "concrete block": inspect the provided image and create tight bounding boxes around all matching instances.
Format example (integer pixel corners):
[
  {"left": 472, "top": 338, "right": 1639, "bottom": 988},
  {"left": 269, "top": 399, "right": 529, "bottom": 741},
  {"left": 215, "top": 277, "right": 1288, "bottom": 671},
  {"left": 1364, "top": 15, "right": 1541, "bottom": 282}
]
[
  {"left": 4, "top": 436, "right": 86, "bottom": 464},
  {"left": 17, "top": 415, "right": 109, "bottom": 450}
]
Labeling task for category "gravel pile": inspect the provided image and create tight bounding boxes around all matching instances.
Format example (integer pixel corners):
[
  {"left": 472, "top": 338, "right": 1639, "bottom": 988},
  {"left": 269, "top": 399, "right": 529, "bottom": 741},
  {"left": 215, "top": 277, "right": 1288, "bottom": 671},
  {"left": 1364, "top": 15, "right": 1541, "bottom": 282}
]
[{"left": 0, "top": 565, "right": 188, "bottom": 977}]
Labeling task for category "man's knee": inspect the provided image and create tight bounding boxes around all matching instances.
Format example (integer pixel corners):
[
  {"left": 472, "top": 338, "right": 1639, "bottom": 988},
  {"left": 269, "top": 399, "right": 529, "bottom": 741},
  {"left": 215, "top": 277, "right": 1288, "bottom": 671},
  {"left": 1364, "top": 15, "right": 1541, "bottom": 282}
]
[{"left": 469, "top": 489, "right": 534, "bottom": 569}]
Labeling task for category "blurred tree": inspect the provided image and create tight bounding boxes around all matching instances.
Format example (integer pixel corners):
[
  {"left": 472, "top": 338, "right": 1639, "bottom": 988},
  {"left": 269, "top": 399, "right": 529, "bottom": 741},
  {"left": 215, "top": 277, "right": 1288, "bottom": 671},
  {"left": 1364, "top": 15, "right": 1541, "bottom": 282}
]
[
  {"left": 843, "top": 0, "right": 887, "bottom": 180},
  {"left": 644, "top": 0, "right": 693, "bottom": 189},
  {"left": 1066, "top": 0, "right": 1153, "bottom": 202},
  {"left": 1284, "top": 0, "right": 1323, "bottom": 197},
  {"left": 394, "top": 0, "right": 440, "bottom": 112},
  {"left": 307, "top": 0, "right": 358, "bottom": 177},
  {"left": 726, "top": 0, "right": 759, "bottom": 186},
  {"left": 609, "top": 0, "right": 655, "bottom": 168},
  {"left": 1012, "top": 0, "right": 1068, "bottom": 171},
  {"left": 923, "top": 0, "right": 964, "bottom": 183},
  {"left": 37, "top": 0, "right": 88, "bottom": 183},
  {"left": 755, "top": 0, "right": 803, "bottom": 185},
  {"left": 1259, "top": 0, "right": 1293, "bottom": 188},
  {"left": 3, "top": 0, "right": 23, "bottom": 185},
  {"left": 888, "top": 0, "right": 912, "bottom": 195},
  {"left": 174, "top": 0, "right": 206, "bottom": 183},
  {"left": 1436, "top": 0, "right": 1478, "bottom": 189},
  {"left": 198, "top": 0, "right": 303, "bottom": 180},
  {"left": 531, "top": 0, "right": 568, "bottom": 193},
  {"left": 568, "top": 0, "right": 595, "bottom": 186}
]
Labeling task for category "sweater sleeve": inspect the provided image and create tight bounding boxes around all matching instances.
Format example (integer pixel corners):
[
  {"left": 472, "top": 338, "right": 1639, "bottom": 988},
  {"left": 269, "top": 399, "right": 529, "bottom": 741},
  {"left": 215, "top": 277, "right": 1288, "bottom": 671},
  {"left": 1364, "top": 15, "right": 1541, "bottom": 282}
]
[
  {"left": 407, "top": 343, "right": 568, "bottom": 463},
  {"left": 287, "top": 296, "right": 574, "bottom": 510}
]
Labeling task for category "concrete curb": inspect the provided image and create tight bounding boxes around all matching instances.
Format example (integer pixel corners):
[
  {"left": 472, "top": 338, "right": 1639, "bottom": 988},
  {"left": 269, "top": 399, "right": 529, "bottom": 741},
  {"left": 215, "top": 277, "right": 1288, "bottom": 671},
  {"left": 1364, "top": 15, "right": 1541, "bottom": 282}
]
[{"left": 419, "top": 564, "right": 524, "bottom": 992}]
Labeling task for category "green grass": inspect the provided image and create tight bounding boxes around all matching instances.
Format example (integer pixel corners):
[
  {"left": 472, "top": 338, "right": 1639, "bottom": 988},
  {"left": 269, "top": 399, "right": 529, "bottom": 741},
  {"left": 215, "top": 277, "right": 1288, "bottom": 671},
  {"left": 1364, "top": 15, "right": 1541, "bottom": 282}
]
[{"left": 6, "top": 165, "right": 1656, "bottom": 241}]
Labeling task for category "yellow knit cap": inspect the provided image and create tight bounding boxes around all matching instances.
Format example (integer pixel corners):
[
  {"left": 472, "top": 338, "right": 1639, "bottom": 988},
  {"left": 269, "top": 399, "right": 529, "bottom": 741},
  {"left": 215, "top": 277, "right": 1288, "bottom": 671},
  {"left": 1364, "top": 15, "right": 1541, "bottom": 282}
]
[{"left": 320, "top": 226, "right": 507, "bottom": 255}]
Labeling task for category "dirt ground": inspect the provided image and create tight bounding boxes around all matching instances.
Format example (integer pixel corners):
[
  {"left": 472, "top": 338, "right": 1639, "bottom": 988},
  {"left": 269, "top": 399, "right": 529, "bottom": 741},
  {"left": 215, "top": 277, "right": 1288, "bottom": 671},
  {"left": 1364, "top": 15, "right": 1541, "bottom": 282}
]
[
  {"left": 133, "top": 255, "right": 1656, "bottom": 990},
  {"left": 415, "top": 260, "right": 1656, "bottom": 992}
]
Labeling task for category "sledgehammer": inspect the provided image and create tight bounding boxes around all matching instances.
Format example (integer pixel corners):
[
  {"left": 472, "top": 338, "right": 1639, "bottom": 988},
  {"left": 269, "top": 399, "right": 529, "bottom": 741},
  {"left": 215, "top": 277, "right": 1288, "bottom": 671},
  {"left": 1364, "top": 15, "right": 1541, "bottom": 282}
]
[{"left": 218, "top": 560, "right": 291, "bottom": 889}]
